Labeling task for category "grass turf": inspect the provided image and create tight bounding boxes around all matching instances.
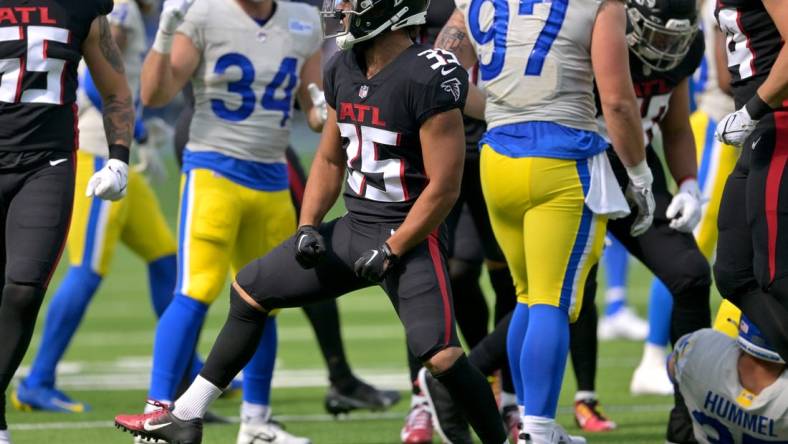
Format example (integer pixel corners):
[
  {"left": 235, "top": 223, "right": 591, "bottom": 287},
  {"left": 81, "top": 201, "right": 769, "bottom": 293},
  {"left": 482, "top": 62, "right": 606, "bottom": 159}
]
[{"left": 6, "top": 144, "right": 720, "bottom": 444}]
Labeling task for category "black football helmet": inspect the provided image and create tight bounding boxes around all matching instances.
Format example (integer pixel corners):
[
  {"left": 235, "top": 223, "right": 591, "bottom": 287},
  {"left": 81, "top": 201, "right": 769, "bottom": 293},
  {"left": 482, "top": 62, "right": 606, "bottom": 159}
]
[
  {"left": 626, "top": 0, "right": 699, "bottom": 71},
  {"left": 321, "top": 0, "right": 429, "bottom": 50}
]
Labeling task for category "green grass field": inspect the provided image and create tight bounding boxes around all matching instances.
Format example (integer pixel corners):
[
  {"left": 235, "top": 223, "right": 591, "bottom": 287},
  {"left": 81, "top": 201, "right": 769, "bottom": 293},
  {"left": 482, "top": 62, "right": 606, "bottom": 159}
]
[{"left": 6, "top": 133, "right": 721, "bottom": 444}]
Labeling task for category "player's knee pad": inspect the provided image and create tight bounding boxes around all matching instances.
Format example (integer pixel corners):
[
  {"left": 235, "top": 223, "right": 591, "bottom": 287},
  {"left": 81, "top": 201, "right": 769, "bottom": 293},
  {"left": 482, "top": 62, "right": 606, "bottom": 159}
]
[
  {"left": 229, "top": 284, "right": 268, "bottom": 323},
  {"left": 663, "top": 249, "right": 711, "bottom": 301},
  {"left": 1, "top": 284, "right": 45, "bottom": 322}
]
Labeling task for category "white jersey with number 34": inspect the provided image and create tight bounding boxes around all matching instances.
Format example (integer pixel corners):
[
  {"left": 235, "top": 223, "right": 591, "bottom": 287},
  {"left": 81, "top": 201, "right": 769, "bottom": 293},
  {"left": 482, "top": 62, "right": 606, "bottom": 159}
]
[
  {"left": 178, "top": 0, "right": 321, "bottom": 163},
  {"left": 454, "top": 0, "right": 601, "bottom": 132}
]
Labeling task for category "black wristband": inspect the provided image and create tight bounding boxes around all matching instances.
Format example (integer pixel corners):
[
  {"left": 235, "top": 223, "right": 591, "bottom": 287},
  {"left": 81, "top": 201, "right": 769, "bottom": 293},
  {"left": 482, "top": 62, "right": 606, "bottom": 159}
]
[
  {"left": 108, "top": 144, "right": 130, "bottom": 164},
  {"left": 382, "top": 242, "right": 399, "bottom": 263},
  {"left": 745, "top": 94, "right": 773, "bottom": 120}
]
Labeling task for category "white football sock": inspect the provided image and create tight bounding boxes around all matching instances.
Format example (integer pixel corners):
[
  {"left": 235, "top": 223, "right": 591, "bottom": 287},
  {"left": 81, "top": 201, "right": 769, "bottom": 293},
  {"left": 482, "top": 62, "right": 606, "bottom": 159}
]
[
  {"left": 641, "top": 343, "right": 668, "bottom": 367},
  {"left": 410, "top": 394, "right": 427, "bottom": 407},
  {"left": 172, "top": 375, "right": 223, "bottom": 420},
  {"left": 0, "top": 429, "right": 11, "bottom": 444},
  {"left": 522, "top": 415, "right": 554, "bottom": 436},
  {"left": 240, "top": 401, "right": 271, "bottom": 425},
  {"left": 574, "top": 391, "right": 597, "bottom": 402},
  {"left": 500, "top": 391, "right": 517, "bottom": 409},
  {"left": 604, "top": 287, "right": 626, "bottom": 309}
]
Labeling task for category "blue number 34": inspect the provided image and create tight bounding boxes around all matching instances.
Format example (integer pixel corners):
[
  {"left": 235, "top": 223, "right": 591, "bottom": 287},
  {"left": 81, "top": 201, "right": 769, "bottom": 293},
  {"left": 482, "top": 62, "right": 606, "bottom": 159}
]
[
  {"left": 211, "top": 53, "right": 298, "bottom": 126},
  {"left": 468, "top": 0, "right": 568, "bottom": 81}
]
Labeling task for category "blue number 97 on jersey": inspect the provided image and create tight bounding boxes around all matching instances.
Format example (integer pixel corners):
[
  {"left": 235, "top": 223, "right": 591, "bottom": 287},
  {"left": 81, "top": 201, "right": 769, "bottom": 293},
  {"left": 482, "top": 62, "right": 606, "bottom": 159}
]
[
  {"left": 211, "top": 54, "right": 299, "bottom": 127},
  {"left": 467, "top": 0, "right": 568, "bottom": 81}
]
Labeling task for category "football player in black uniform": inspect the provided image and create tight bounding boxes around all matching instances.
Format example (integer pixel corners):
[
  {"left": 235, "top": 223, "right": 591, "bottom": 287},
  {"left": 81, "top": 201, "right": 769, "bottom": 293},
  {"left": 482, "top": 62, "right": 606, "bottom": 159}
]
[
  {"left": 713, "top": 0, "right": 788, "bottom": 361},
  {"left": 0, "top": 1, "right": 134, "bottom": 442},
  {"left": 565, "top": 1, "right": 712, "bottom": 441},
  {"left": 114, "top": 0, "right": 509, "bottom": 443}
]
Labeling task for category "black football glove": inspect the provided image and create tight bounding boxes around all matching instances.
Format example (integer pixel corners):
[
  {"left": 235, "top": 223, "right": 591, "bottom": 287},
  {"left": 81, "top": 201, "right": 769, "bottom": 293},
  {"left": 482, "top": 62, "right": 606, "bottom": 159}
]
[
  {"left": 295, "top": 225, "right": 326, "bottom": 269},
  {"left": 354, "top": 243, "right": 398, "bottom": 282}
]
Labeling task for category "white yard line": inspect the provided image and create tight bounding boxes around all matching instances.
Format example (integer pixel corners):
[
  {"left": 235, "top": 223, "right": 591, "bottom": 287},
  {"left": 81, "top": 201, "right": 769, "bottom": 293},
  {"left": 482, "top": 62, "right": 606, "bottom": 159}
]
[{"left": 10, "top": 405, "right": 673, "bottom": 431}]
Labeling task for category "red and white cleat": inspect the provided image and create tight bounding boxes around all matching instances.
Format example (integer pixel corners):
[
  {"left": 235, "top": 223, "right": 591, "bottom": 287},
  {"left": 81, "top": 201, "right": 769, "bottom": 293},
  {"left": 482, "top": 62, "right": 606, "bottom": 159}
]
[
  {"left": 574, "top": 399, "right": 616, "bottom": 432},
  {"left": 400, "top": 402, "right": 434, "bottom": 444},
  {"left": 115, "top": 401, "right": 203, "bottom": 444}
]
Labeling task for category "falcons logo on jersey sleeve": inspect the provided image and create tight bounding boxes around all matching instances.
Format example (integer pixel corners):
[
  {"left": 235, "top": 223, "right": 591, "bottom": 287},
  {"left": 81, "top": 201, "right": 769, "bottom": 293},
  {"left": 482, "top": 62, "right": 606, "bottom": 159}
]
[{"left": 441, "top": 78, "right": 462, "bottom": 102}]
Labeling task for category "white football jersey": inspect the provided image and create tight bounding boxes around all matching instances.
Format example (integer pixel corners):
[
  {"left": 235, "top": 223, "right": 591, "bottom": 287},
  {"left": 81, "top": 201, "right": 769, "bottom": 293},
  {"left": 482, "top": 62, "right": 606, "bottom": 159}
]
[
  {"left": 454, "top": 0, "right": 601, "bottom": 132},
  {"left": 179, "top": 0, "right": 321, "bottom": 164},
  {"left": 78, "top": 0, "right": 147, "bottom": 157},
  {"left": 696, "top": 0, "right": 734, "bottom": 122},
  {"left": 675, "top": 329, "right": 788, "bottom": 444}
]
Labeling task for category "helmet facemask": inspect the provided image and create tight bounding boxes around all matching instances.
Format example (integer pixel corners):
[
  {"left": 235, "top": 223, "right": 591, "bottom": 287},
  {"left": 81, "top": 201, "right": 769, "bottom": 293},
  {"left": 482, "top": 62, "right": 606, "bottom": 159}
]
[
  {"left": 320, "top": 0, "right": 428, "bottom": 50},
  {"left": 626, "top": 6, "right": 698, "bottom": 72}
]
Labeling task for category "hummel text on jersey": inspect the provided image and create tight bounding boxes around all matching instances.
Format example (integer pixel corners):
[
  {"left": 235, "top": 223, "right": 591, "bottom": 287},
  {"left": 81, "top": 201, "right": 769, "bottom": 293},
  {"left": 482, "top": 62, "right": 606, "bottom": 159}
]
[
  {"left": 0, "top": 7, "right": 57, "bottom": 25},
  {"left": 339, "top": 103, "right": 386, "bottom": 127}
]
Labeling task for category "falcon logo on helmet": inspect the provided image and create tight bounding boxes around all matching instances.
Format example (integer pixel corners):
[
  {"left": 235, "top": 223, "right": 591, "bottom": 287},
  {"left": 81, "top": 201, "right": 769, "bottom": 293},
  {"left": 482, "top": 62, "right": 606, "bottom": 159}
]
[
  {"left": 320, "top": 0, "right": 429, "bottom": 50},
  {"left": 738, "top": 315, "right": 786, "bottom": 364},
  {"left": 626, "top": 0, "right": 699, "bottom": 71}
]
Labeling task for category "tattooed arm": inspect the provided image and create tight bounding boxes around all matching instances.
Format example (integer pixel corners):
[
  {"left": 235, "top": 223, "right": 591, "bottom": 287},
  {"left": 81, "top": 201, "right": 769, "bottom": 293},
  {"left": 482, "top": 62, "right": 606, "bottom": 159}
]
[
  {"left": 434, "top": 9, "right": 477, "bottom": 69},
  {"left": 434, "top": 8, "right": 485, "bottom": 120},
  {"left": 82, "top": 15, "right": 134, "bottom": 149}
]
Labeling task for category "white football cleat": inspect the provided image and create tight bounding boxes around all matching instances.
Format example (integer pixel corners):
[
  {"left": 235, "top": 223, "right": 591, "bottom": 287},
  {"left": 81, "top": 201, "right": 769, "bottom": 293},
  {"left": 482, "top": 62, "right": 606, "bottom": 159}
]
[
  {"left": 237, "top": 420, "right": 311, "bottom": 444},
  {"left": 597, "top": 307, "right": 649, "bottom": 341},
  {"left": 630, "top": 360, "right": 675, "bottom": 396},
  {"left": 519, "top": 423, "right": 587, "bottom": 444}
]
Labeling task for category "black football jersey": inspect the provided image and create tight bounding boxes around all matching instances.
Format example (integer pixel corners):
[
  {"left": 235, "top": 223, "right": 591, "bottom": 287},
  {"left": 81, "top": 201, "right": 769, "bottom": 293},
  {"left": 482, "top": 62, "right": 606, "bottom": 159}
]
[
  {"left": 0, "top": 0, "right": 113, "bottom": 152},
  {"left": 597, "top": 33, "right": 704, "bottom": 144},
  {"left": 324, "top": 44, "right": 469, "bottom": 223},
  {"left": 715, "top": 1, "right": 784, "bottom": 108}
]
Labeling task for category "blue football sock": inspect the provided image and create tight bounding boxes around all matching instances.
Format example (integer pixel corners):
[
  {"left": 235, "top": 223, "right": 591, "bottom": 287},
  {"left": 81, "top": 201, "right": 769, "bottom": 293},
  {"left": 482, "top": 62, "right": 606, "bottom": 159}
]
[
  {"left": 148, "top": 255, "right": 177, "bottom": 317},
  {"left": 149, "top": 294, "right": 208, "bottom": 401},
  {"left": 522, "top": 305, "right": 569, "bottom": 418},
  {"left": 242, "top": 316, "right": 277, "bottom": 405},
  {"left": 603, "top": 236, "right": 629, "bottom": 317},
  {"left": 506, "top": 303, "right": 529, "bottom": 406},
  {"left": 647, "top": 279, "right": 673, "bottom": 347},
  {"left": 25, "top": 267, "right": 102, "bottom": 388}
]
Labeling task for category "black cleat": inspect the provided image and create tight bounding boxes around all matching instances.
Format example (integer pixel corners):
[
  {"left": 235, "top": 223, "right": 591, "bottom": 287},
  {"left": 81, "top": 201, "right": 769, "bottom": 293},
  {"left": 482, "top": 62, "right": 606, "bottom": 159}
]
[
  {"left": 115, "top": 402, "right": 203, "bottom": 444},
  {"left": 418, "top": 367, "right": 473, "bottom": 444},
  {"left": 324, "top": 377, "right": 401, "bottom": 415}
]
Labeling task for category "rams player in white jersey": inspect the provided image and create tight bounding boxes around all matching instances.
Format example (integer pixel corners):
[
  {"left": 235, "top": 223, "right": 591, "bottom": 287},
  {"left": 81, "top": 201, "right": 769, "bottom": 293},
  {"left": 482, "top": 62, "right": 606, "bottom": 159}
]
[
  {"left": 440, "top": 0, "right": 653, "bottom": 442},
  {"left": 139, "top": 0, "right": 325, "bottom": 442},
  {"left": 12, "top": 0, "right": 181, "bottom": 414},
  {"left": 669, "top": 316, "right": 788, "bottom": 443}
]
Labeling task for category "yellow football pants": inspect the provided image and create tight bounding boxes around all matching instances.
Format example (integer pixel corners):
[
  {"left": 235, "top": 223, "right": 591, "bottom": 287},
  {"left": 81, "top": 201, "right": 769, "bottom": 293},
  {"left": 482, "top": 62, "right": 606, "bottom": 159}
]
[
  {"left": 480, "top": 146, "right": 607, "bottom": 322},
  {"left": 68, "top": 151, "right": 176, "bottom": 275}
]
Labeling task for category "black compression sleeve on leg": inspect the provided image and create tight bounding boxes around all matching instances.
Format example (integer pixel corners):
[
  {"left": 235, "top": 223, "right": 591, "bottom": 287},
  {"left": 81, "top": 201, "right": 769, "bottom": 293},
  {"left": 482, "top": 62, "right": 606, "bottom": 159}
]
[
  {"left": 450, "top": 258, "right": 489, "bottom": 348},
  {"left": 488, "top": 267, "right": 516, "bottom": 323},
  {"left": 433, "top": 355, "right": 507, "bottom": 444},
  {"left": 407, "top": 347, "right": 422, "bottom": 395},
  {"left": 301, "top": 300, "right": 356, "bottom": 390},
  {"left": 570, "top": 268, "right": 599, "bottom": 392},
  {"left": 0, "top": 284, "right": 46, "bottom": 430},
  {"left": 199, "top": 285, "right": 268, "bottom": 389},
  {"left": 469, "top": 311, "right": 511, "bottom": 375}
]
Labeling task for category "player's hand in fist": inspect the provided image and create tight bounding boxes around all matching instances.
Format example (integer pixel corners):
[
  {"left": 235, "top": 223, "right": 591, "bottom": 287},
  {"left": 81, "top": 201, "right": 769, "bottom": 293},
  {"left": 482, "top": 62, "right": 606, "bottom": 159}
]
[
  {"left": 295, "top": 225, "right": 326, "bottom": 269},
  {"left": 625, "top": 161, "right": 656, "bottom": 237},
  {"left": 715, "top": 107, "right": 757, "bottom": 148},
  {"left": 666, "top": 178, "right": 702, "bottom": 233},
  {"left": 86, "top": 159, "right": 128, "bottom": 201},
  {"left": 354, "top": 243, "right": 398, "bottom": 282}
]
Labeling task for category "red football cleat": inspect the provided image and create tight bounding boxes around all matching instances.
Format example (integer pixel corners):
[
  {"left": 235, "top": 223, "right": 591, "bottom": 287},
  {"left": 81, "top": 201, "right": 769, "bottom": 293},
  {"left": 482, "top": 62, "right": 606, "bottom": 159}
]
[
  {"left": 400, "top": 402, "right": 434, "bottom": 444},
  {"left": 115, "top": 401, "right": 203, "bottom": 444},
  {"left": 574, "top": 399, "right": 617, "bottom": 432}
]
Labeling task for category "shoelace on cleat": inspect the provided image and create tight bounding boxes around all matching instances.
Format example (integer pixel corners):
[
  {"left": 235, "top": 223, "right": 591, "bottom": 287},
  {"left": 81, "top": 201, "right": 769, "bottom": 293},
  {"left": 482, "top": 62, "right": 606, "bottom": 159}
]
[{"left": 406, "top": 405, "right": 431, "bottom": 430}]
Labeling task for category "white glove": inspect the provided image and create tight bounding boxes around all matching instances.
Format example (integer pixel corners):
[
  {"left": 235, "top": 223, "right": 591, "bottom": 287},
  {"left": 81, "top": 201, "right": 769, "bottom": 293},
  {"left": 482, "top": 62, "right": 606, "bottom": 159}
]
[
  {"left": 715, "top": 106, "right": 757, "bottom": 148},
  {"left": 152, "top": 0, "right": 196, "bottom": 53},
  {"left": 86, "top": 159, "right": 128, "bottom": 201},
  {"left": 625, "top": 160, "right": 656, "bottom": 237},
  {"left": 308, "top": 83, "right": 328, "bottom": 126},
  {"left": 666, "top": 178, "right": 702, "bottom": 233}
]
